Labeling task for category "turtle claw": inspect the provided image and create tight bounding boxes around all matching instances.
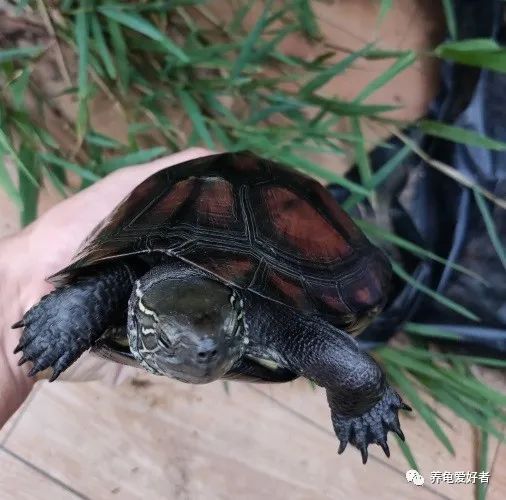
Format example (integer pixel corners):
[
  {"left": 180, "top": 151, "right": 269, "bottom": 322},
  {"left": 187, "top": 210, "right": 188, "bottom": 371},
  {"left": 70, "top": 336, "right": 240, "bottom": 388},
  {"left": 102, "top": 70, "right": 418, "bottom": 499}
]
[
  {"left": 13, "top": 290, "right": 89, "bottom": 379},
  {"left": 360, "top": 444, "right": 368, "bottom": 464},
  {"left": 330, "top": 386, "right": 409, "bottom": 463}
]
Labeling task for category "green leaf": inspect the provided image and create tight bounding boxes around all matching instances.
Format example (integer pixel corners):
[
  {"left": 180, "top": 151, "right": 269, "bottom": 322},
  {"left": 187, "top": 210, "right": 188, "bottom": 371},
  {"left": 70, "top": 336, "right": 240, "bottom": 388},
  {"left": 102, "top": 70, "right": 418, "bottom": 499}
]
[
  {"left": 230, "top": 0, "right": 275, "bottom": 79},
  {"left": 441, "top": 0, "right": 458, "bottom": 39},
  {"left": 91, "top": 14, "right": 117, "bottom": 80},
  {"left": 75, "top": 3, "right": 90, "bottom": 139},
  {"left": 358, "top": 220, "right": 488, "bottom": 285},
  {"left": 41, "top": 153, "right": 101, "bottom": 182},
  {"left": 98, "top": 6, "right": 189, "bottom": 63},
  {"left": 0, "top": 150, "right": 21, "bottom": 207},
  {"left": 473, "top": 190, "right": 506, "bottom": 271},
  {"left": 385, "top": 363, "right": 455, "bottom": 454},
  {"left": 106, "top": 19, "right": 129, "bottom": 91},
  {"left": 0, "top": 128, "right": 38, "bottom": 186},
  {"left": 391, "top": 261, "right": 480, "bottom": 322},
  {"left": 9, "top": 68, "right": 31, "bottom": 110},
  {"left": 306, "top": 95, "right": 397, "bottom": 116},
  {"left": 378, "top": 0, "right": 393, "bottom": 23},
  {"left": 419, "top": 120, "right": 506, "bottom": 151},
  {"left": 0, "top": 46, "right": 44, "bottom": 64},
  {"left": 355, "top": 51, "right": 416, "bottom": 102},
  {"left": 351, "top": 117, "right": 372, "bottom": 185},
  {"left": 99, "top": 147, "right": 167, "bottom": 173},
  {"left": 404, "top": 322, "right": 461, "bottom": 341},
  {"left": 477, "top": 429, "right": 489, "bottom": 500},
  {"left": 394, "top": 435, "right": 419, "bottom": 471},
  {"left": 176, "top": 90, "right": 215, "bottom": 149},
  {"left": 435, "top": 38, "right": 506, "bottom": 73},
  {"left": 85, "top": 132, "right": 124, "bottom": 149},
  {"left": 18, "top": 145, "right": 40, "bottom": 226},
  {"left": 343, "top": 144, "right": 411, "bottom": 210},
  {"left": 279, "top": 151, "right": 370, "bottom": 196},
  {"left": 299, "top": 44, "right": 373, "bottom": 96},
  {"left": 294, "top": 0, "right": 320, "bottom": 39}
]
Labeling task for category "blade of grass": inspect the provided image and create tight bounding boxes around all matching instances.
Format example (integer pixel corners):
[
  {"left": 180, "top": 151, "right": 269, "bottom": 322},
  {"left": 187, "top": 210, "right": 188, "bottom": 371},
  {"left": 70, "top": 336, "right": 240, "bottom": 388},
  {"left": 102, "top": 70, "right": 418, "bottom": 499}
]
[
  {"left": 18, "top": 145, "right": 40, "bottom": 226},
  {"left": 75, "top": 2, "right": 90, "bottom": 140},
  {"left": 420, "top": 120, "right": 506, "bottom": 151},
  {"left": 435, "top": 38, "right": 506, "bottom": 73},
  {"left": 391, "top": 260, "right": 480, "bottom": 321},
  {"left": 385, "top": 363, "right": 455, "bottom": 454},
  {"left": 230, "top": 0, "right": 275, "bottom": 79},
  {"left": 41, "top": 153, "right": 101, "bottom": 182},
  {"left": 351, "top": 117, "right": 372, "bottom": 185},
  {"left": 355, "top": 51, "right": 416, "bottom": 102},
  {"left": 99, "top": 147, "right": 167, "bottom": 173},
  {"left": 98, "top": 6, "right": 189, "bottom": 63},
  {"left": 378, "top": 0, "right": 393, "bottom": 23},
  {"left": 90, "top": 14, "right": 117, "bottom": 80},
  {"left": 343, "top": 144, "right": 412, "bottom": 210},
  {"left": 404, "top": 322, "right": 461, "bottom": 340},
  {"left": 358, "top": 220, "right": 488, "bottom": 285},
  {"left": 477, "top": 429, "right": 489, "bottom": 500},
  {"left": 279, "top": 151, "right": 370, "bottom": 196},
  {"left": 0, "top": 128, "right": 38, "bottom": 185},
  {"left": 473, "top": 190, "right": 506, "bottom": 271},
  {"left": 394, "top": 434, "right": 419, "bottom": 471},
  {"left": 0, "top": 46, "right": 45, "bottom": 63},
  {"left": 0, "top": 149, "right": 22, "bottom": 207},
  {"left": 176, "top": 89, "right": 215, "bottom": 149},
  {"left": 299, "top": 44, "right": 373, "bottom": 96},
  {"left": 106, "top": 19, "right": 130, "bottom": 91},
  {"left": 442, "top": 0, "right": 457, "bottom": 39}
]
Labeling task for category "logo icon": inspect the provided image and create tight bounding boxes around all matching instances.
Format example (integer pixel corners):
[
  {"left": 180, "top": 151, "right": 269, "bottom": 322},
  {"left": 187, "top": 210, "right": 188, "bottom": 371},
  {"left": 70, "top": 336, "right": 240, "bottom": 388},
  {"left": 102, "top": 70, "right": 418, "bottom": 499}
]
[{"left": 406, "top": 469, "right": 425, "bottom": 486}]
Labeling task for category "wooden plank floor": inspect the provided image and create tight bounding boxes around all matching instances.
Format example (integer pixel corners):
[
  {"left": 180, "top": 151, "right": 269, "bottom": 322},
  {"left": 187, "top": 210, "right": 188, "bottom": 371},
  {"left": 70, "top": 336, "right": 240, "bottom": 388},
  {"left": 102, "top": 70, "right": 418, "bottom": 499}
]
[{"left": 0, "top": 1, "right": 504, "bottom": 499}]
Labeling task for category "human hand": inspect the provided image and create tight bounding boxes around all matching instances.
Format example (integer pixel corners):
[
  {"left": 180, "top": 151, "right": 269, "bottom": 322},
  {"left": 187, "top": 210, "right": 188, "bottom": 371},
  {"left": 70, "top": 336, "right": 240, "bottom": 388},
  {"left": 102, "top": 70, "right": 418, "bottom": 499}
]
[{"left": 0, "top": 148, "right": 213, "bottom": 429}]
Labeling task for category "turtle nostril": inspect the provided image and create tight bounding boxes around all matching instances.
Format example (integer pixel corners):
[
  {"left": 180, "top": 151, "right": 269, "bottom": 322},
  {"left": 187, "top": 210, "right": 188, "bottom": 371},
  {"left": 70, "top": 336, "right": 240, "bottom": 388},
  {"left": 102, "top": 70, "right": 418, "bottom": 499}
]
[{"left": 197, "top": 348, "right": 218, "bottom": 363}]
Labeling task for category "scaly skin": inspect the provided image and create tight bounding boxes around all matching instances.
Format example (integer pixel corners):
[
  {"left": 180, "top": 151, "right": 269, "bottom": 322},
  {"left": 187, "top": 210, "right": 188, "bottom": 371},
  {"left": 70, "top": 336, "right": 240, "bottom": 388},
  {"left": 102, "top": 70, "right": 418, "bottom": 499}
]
[
  {"left": 244, "top": 293, "right": 411, "bottom": 463},
  {"left": 14, "top": 264, "right": 134, "bottom": 381}
]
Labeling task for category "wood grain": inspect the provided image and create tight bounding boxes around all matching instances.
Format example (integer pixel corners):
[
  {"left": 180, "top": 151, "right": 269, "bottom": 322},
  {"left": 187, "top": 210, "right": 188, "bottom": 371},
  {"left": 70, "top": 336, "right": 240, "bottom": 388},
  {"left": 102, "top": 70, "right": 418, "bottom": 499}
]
[
  {"left": 4, "top": 376, "right": 440, "bottom": 500},
  {"left": 0, "top": 447, "right": 80, "bottom": 500}
]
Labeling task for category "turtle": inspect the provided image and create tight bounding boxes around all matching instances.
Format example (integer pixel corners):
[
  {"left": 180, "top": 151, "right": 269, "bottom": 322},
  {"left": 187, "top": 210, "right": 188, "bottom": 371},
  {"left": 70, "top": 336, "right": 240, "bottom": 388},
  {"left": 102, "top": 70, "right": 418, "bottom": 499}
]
[{"left": 13, "top": 151, "right": 411, "bottom": 463}]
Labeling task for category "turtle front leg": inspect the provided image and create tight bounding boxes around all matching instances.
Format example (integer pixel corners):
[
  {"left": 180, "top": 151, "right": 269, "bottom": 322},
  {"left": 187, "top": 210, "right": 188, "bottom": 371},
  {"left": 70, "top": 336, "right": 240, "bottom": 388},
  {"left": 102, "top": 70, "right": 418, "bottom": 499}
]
[
  {"left": 13, "top": 264, "right": 134, "bottom": 380},
  {"left": 245, "top": 296, "right": 410, "bottom": 463}
]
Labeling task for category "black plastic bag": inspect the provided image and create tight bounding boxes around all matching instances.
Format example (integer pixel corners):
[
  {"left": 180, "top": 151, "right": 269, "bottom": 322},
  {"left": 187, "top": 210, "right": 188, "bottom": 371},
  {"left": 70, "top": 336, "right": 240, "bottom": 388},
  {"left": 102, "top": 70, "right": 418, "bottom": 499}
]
[{"left": 330, "top": 0, "right": 506, "bottom": 357}]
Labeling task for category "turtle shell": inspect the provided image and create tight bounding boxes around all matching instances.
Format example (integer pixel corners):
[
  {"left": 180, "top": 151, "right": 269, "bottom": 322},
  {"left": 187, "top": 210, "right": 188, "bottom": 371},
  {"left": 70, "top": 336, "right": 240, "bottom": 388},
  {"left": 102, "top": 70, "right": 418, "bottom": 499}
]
[{"left": 52, "top": 152, "right": 391, "bottom": 332}]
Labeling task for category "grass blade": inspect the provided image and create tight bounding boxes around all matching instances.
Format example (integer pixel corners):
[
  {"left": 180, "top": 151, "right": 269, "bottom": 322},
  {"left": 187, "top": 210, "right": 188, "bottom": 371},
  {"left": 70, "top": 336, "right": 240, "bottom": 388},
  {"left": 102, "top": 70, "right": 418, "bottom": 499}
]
[
  {"left": 0, "top": 149, "right": 21, "bottom": 207},
  {"left": 391, "top": 260, "right": 480, "bottom": 321},
  {"left": 231, "top": 0, "right": 275, "bottom": 79},
  {"left": 0, "top": 46, "right": 45, "bottom": 63},
  {"left": 18, "top": 145, "right": 40, "bottom": 226},
  {"left": 98, "top": 6, "right": 189, "bottom": 63},
  {"left": 355, "top": 51, "right": 416, "bottom": 102},
  {"left": 299, "top": 44, "right": 373, "bottom": 96},
  {"left": 176, "top": 89, "right": 215, "bottom": 149},
  {"left": 41, "top": 153, "right": 101, "bottom": 182},
  {"left": 419, "top": 120, "right": 506, "bottom": 150},
  {"left": 435, "top": 38, "right": 506, "bottom": 73},
  {"left": 0, "top": 128, "right": 38, "bottom": 185},
  {"left": 385, "top": 363, "right": 455, "bottom": 455},
  {"left": 99, "top": 147, "right": 167, "bottom": 173},
  {"left": 473, "top": 190, "right": 506, "bottom": 271},
  {"left": 358, "top": 220, "right": 488, "bottom": 285},
  {"left": 351, "top": 117, "right": 372, "bottom": 185},
  {"left": 91, "top": 14, "right": 117, "bottom": 80},
  {"left": 442, "top": 0, "right": 457, "bottom": 39},
  {"left": 75, "top": 2, "right": 90, "bottom": 140}
]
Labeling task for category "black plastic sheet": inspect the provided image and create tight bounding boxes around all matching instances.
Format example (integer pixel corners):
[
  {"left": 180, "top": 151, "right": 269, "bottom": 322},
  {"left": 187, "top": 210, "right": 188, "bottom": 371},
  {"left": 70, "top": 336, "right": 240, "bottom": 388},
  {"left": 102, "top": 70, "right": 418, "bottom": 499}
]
[{"left": 330, "top": 0, "right": 506, "bottom": 357}]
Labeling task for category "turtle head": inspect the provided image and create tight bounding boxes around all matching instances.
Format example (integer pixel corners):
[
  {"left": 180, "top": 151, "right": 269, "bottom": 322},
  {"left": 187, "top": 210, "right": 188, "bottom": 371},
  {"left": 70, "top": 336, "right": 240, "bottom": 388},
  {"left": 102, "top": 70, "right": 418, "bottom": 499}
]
[{"left": 128, "top": 266, "right": 245, "bottom": 384}]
